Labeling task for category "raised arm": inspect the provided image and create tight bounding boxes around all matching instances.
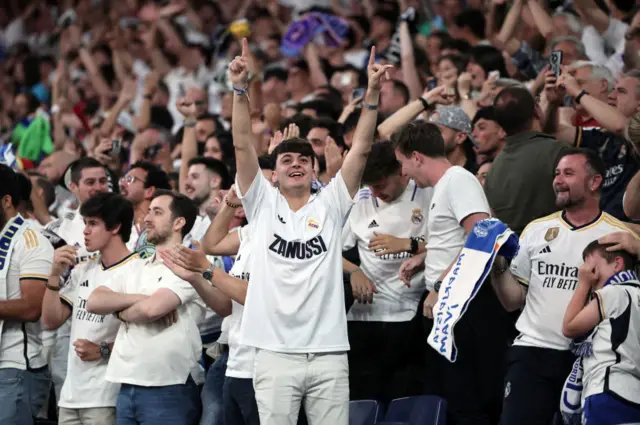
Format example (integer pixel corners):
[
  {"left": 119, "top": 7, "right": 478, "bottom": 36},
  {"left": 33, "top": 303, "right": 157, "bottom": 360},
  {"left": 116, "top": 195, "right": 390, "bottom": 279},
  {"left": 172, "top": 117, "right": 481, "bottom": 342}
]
[
  {"left": 230, "top": 38, "right": 260, "bottom": 195},
  {"left": 202, "top": 188, "right": 242, "bottom": 256},
  {"left": 341, "top": 47, "right": 393, "bottom": 197},
  {"left": 176, "top": 97, "right": 198, "bottom": 194}
]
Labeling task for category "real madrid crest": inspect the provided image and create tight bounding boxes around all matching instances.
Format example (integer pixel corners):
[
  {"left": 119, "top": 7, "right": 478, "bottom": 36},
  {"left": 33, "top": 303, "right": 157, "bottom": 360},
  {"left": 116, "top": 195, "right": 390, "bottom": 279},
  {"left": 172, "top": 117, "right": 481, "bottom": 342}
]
[
  {"left": 411, "top": 208, "right": 423, "bottom": 224},
  {"left": 544, "top": 227, "right": 559, "bottom": 242}
]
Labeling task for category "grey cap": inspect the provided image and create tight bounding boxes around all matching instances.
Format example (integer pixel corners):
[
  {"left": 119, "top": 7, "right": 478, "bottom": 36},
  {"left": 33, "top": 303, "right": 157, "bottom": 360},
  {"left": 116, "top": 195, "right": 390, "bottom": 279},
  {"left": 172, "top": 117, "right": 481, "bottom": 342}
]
[{"left": 429, "top": 107, "right": 472, "bottom": 134}]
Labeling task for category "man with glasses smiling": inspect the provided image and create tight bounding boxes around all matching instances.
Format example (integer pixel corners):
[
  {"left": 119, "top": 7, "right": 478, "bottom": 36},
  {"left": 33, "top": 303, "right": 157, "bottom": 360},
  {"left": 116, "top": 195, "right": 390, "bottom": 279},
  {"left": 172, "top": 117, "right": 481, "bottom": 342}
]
[{"left": 119, "top": 162, "right": 172, "bottom": 258}]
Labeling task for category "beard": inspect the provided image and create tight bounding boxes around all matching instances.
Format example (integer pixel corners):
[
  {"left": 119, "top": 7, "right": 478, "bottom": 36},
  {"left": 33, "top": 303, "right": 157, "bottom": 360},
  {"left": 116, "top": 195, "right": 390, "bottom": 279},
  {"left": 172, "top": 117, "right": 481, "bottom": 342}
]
[{"left": 146, "top": 225, "right": 172, "bottom": 246}]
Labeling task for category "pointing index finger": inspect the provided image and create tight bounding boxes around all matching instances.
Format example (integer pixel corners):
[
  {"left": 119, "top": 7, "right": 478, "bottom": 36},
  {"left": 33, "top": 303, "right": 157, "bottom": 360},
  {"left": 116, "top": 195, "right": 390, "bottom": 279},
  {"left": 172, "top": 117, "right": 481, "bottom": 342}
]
[
  {"left": 369, "top": 46, "right": 376, "bottom": 66},
  {"left": 241, "top": 38, "right": 249, "bottom": 59}
]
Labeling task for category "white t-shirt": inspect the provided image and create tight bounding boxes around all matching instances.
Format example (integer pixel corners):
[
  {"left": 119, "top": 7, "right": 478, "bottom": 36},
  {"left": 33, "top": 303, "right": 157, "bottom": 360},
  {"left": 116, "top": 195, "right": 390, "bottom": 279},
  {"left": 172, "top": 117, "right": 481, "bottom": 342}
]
[
  {"left": 58, "top": 253, "right": 140, "bottom": 408},
  {"left": 237, "top": 171, "right": 355, "bottom": 353},
  {"left": 343, "top": 181, "right": 432, "bottom": 322},
  {"left": 510, "top": 211, "right": 636, "bottom": 351},
  {"left": 423, "top": 166, "right": 491, "bottom": 290},
  {"left": 584, "top": 275, "right": 640, "bottom": 405},
  {"left": 226, "top": 226, "right": 255, "bottom": 379},
  {"left": 0, "top": 218, "right": 53, "bottom": 370},
  {"left": 103, "top": 256, "right": 206, "bottom": 387}
]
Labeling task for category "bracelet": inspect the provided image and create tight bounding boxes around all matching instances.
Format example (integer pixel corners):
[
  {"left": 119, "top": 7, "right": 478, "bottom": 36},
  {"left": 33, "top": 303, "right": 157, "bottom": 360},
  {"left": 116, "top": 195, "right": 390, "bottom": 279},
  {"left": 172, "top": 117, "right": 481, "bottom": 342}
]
[
  {"left": 225, "top": 199, "right": 242, "bottom": 208},
  {"left": 409, "top": 237, "right": 419, "bottom": 254},
  {"left": 363, "top": 102, "right": 378, "bottom": 110},
  {"left": 575, "top": 90, "right": 589, "bottom": 105},
  {"left": 45, "top": 282, "right": 61, "bottom": 292},
  {"left": 233, "top": 85, "right": 248, "bottom": 96},
  {"left": 348, "top": 268, "right": 362, "bottom": 277},
  {"left": 184, "top": 120, "right": 196, "bottom": 128},
  {"left": 419, "top": 97, "right": 431, "bottom": 111}
]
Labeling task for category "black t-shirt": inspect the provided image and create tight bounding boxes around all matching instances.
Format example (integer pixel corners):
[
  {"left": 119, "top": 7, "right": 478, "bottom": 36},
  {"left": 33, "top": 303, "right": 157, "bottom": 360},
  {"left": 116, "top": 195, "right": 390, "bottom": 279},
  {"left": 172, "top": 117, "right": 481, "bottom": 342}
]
[{"left": 576, "top": 127, "right": 640, "bottom": 222}]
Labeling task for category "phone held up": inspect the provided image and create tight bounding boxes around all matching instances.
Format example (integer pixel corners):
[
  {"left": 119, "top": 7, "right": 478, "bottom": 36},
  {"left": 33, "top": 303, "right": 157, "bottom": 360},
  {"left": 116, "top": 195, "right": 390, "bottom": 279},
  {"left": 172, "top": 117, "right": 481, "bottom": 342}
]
[
  {"left": 550, "top": 50, "right": 563, "bottom": 77},
  {"left": 351, "top": 88, "right": 365, "bottom": 101}
]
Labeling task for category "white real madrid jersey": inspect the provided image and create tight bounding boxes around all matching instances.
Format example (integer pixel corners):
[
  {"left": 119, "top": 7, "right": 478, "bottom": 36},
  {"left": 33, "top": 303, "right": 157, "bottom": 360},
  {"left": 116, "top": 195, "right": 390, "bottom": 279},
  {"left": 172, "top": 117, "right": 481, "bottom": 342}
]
[
  {"left": 0, "top": 219, "right": 53, "bottom": 370},
  {"left": 237, "top": 171, "right": 355, "bottom": 353},
  {"left": 583, "top": 273, "right": 640, "bottom": 405},
  {"left": 423, "top": 166, "right": 491, "bottom": 289},
  {"left": 343, "top": 180, "right": 432, "bottom": 322},
  {"left": 226, "top": 225, "right": 255, "bottom": 379},
  {"left": 510, "top": 211, "right": 636, "bottom": 350},
  {"left": 58, "top": 253, "right": 140, "bottom": 409}
]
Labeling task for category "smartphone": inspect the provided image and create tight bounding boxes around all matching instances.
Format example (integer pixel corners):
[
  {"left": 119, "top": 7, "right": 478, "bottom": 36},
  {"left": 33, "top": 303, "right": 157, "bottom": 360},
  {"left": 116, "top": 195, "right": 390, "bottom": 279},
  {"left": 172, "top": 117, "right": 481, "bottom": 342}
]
[
  {"left": 488, "top": 70, "right": 500, "bottom": 80},
  {"left": 110, "top": 139, "right": 122, "bottom": 157},
  {"left": 550, "top": 50, "right": 563, "bottom": 77},
  {"left": 427, "top": 79, "right": 437, "bottom": 91},
  {"left": 351, "top": 88, "right": 365, "bottom": 100}
]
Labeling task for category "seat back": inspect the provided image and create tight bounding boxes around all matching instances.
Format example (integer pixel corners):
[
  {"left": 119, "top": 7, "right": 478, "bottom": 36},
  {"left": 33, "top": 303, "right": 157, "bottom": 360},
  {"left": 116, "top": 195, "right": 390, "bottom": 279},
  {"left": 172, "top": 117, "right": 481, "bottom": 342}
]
[
  {"left": 384, "top": 395, "right": 447, "bottom": 425},
  {"left": 349, "top": 400, "right": 381, "bottom": 425}
]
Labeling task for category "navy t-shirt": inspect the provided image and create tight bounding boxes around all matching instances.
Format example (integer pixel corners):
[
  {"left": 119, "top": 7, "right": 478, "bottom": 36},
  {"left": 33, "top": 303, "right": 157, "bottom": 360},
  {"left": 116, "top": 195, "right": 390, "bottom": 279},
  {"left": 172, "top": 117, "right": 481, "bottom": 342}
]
[{"left": 576, "top": 127, "right": 640, "bottom": 222}]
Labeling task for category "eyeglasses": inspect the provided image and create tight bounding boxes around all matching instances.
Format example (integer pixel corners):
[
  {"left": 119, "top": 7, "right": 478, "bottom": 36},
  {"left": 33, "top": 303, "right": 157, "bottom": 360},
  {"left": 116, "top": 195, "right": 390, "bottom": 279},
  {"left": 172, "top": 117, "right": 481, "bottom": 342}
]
[{"left": 120, "top": 175, "right": 145, "bottom": 185}]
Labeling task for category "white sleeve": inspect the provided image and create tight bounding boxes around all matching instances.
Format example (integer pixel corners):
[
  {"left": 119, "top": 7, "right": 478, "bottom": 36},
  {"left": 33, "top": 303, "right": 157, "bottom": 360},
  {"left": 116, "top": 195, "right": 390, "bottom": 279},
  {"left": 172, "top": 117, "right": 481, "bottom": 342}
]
[
  {"left": 157, "top": 272, "right": 199, "bottom": 304},
  {"left": 235, "top": 171, "right": 275, "bottom": 222},
  {"left": 342, "top": 213, "right": 357, "bottom": 251},
  {"left": 446, "top": 169, "right": 490, "bottom": 224},
  {"left": 602, "top": 18, "right": 628, "bottom": 52},
  {"left": 595, "top": 285, "right": 629, "bottom": 321},
  {"left": 17, "top": 229, "right": 54, "bottom": 282},
  {"left": 319, "top": 171, "right": 356, "bottom": 225},
  {"left": 509, "top": 230, "right": 532, "bottom": 286},
  {"left": 582, "top": 26, "right": 609, "bottom": 65}
]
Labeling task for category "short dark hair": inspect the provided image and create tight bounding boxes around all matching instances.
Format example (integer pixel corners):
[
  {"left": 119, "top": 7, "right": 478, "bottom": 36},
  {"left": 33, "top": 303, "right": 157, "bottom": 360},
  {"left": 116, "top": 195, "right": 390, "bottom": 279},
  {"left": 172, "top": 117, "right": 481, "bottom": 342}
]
[
  {"left": 280, "top": 114, "right": 313, "bottom": 139},
  {"left": 70, "top": 157, "right": 105, "bottom": 184},
  {"left": 437, "top": 54, "right": 469, "bottom": 74},
  {"left": 0, "top": 165, "right": 20, "bottom": 207},
  {"left": 258, "top": 155, "right": 274, "bottom": 171},
  {"left": 130, "top": 161, "right": 171, "bottom": 191},
  {"left": 362, "top": 141, "right": 402, "bottom": 184},
  {"left": 309, "top": 117, "right": 346, "bottom": 148},
  {"left": 454, "top": 9, "right": 486, "bottom": 40},
  {"left": 151, "top": 189, "right": 198, "bottom": 238},
  {"left": 440, "top": 39, "right": 471, "bottom": 55},
  {"left": 556, "top": 147, "right": 607, "bottom": 192},
  {"left": 472, "top": 106, "right": 500, "bottom": 127},
  {"left": 271, "top": 138, "right": 316, "bottom": 165},
  {"left": 27, "top": 172, "right": 55, "bottom": 208},
  {"left": 16, "top": 173, "right": 33, "bottom": 204},
  {"left": 493, "top": 87, "right": 536, "bottom": 135},
  {"left": 469, "top": 45, "right": 508, "bottom": 79},
  {"left": 582, "top": 240, "right": 637, "bottom": 271},
  {"left": 391, "top": 80, "right": 410, "bottom": 106},
  {"left": 187, "top": 157, "right": 232, "bottom": 189},
  {"left": 391, "top": 121, "right": 446, "bottom": 159},
  {"left": 342, "top": 109, "right": 361, "bottom": 134},
  {"left": 80, "top": 192, "right": 134, "bottom": 243}
]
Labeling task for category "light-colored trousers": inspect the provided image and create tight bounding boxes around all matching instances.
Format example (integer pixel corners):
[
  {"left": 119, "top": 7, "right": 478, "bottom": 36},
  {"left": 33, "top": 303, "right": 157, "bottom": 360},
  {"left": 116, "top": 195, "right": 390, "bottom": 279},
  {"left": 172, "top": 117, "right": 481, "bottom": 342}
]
[
  {"left": 58, "top": 406, "right": 116, "bottom": 425},
  {"left": 253, "top": 350, "right": 349, "bottom": 425}
]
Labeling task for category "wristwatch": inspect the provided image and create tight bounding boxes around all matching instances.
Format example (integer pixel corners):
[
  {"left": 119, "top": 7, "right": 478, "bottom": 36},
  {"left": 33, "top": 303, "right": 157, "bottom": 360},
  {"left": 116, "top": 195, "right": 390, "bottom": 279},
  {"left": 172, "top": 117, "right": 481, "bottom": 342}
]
[
  {"left": 99, "top": 342, "right": 111, "bottom": 360},
  {"left": 409, "top": 237, "right": 419, "bottom": 254},
  {"left": 202, "top": 264, "right": 215, "bottom": 281},
  {"left": 433, "top": 280, "right": 443, "bottom": 292}
]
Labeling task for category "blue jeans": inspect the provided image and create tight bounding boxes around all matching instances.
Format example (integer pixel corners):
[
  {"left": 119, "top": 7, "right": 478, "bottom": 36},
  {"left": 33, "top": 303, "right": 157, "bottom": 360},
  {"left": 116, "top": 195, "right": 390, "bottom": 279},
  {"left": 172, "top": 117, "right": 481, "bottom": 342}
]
[
  {"left": 0, "top": 367, "right": 51, "bottom": 425},
  {"left": 583, "top": 393, "right": 640, "bottom": 425},
  {"left": 223, "top": 377, "right": 260, "bottom": 425},
  {"left": 116, "top": 377, "right": 201, "bottom": 425},
  {"left": 200, "top": 350, "right": 228, "bottom": 425}
]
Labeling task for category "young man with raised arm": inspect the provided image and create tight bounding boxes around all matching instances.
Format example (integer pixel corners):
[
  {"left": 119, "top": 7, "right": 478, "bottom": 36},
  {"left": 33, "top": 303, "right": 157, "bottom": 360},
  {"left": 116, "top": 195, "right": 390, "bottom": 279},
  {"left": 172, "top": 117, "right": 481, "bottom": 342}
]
[{"left": 226, "top": 40, "right": 391, "bottom": 425}]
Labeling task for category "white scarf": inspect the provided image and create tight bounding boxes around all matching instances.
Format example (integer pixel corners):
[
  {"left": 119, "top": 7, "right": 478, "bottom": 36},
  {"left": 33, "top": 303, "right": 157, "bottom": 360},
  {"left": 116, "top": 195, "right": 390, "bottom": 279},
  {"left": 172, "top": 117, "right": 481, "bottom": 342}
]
[
  {"left": 0, "top": 214, "right": 28, "bottom": 346},
  {"left": 428, "top": 218, "right": 519, "bottom": 362}
]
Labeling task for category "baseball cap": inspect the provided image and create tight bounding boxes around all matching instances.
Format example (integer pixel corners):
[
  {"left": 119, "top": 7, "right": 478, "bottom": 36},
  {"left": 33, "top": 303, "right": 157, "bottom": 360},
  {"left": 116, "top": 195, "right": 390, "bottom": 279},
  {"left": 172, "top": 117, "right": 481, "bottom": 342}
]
[{"left": 429, "top": 107, "right": 472, "bottom": 134}]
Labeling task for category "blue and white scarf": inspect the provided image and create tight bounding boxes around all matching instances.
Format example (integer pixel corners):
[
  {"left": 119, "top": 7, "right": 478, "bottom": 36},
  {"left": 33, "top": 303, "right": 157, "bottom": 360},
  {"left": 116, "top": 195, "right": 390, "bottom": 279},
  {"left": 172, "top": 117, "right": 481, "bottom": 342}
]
[
  {"left": 0, "top": 215, "right": 27, "bottom": 347},
  {"left": 560, "top": 270, "right": 640, "bottom": 425},
  {"left": 428, "top": 218, "right": 519, "bottom": 362}
]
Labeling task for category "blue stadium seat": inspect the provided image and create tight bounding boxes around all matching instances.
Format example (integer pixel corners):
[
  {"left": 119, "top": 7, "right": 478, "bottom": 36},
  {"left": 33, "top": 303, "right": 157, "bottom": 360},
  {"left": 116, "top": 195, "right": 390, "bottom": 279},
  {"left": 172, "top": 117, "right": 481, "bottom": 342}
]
[
  {"left": 384, "top": 395, "right": 447, "bottom": 425},
  {"left": 349, "top": 400, "right": 381, "bottom": 425}
]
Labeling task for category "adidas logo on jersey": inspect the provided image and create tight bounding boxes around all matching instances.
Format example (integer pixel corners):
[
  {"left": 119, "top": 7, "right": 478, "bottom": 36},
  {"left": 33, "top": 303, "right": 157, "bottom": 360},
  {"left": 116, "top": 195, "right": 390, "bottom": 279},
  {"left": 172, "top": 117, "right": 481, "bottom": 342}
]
[
  {"left": 278, "top": 215, "right": 286, "bottom": 224},
  {"left": 368, "top": 220, "right": 379, "bottom": 228},
  {"left": 80, "top": 280, "right": 89, "bottom": 287},
  {"left": 539, "top": 246, "right": 552, "bottom": 254}
]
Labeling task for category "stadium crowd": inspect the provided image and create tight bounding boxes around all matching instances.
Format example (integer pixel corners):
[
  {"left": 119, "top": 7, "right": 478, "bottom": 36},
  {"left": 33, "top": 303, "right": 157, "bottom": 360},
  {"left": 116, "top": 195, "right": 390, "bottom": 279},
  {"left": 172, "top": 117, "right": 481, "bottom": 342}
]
[{"left": 1, "top": 0, "right": 640, "bottom": 425}]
